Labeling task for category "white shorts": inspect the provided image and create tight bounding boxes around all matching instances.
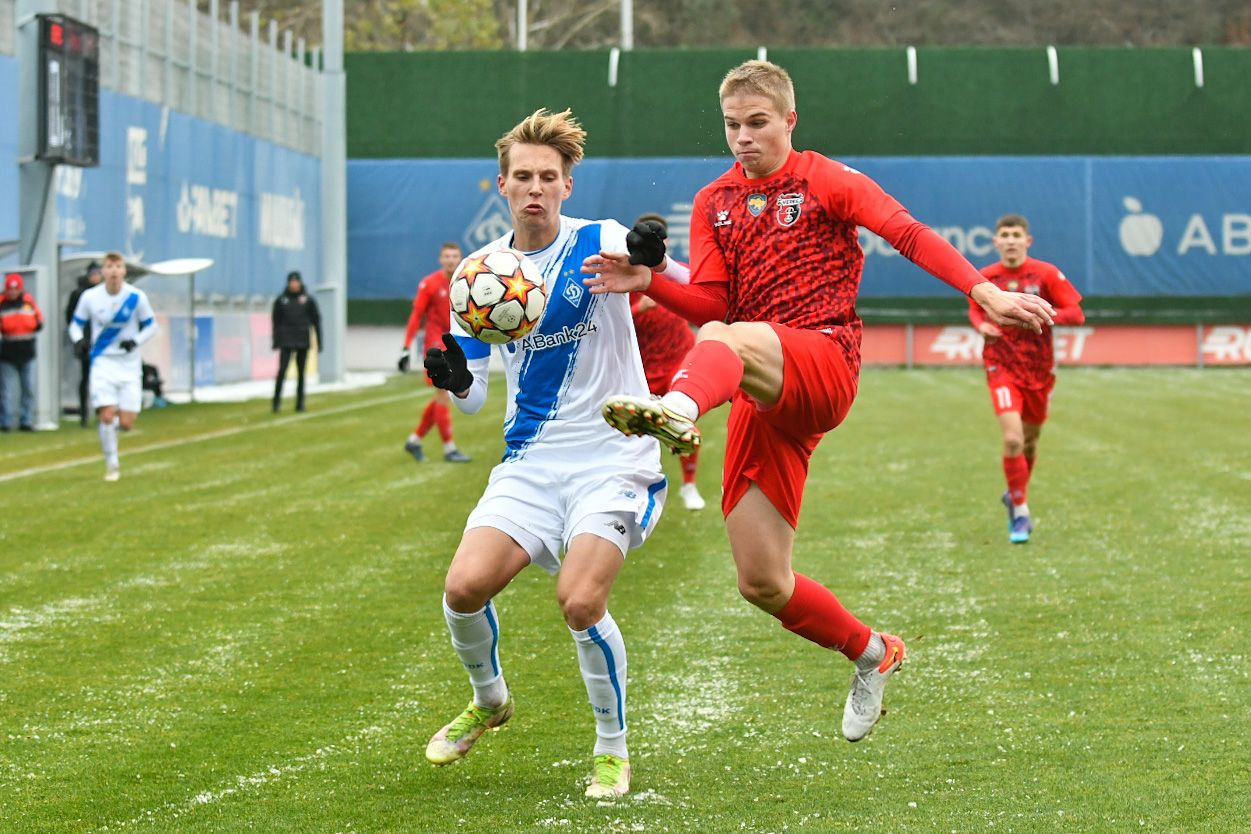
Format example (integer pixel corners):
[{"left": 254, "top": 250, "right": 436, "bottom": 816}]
[
  {"left": 465, "top": 458, "right": 668, "bottom": 575},
  {"left": 90, "top": 355, "right": 143, "bottom": 413}
]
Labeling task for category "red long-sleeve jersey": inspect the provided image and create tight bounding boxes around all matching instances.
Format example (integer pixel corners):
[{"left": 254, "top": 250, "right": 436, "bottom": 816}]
[
  {"left": 404, "top": 269, "right": 452, "bottom": 352},
  {"left": 970, "top": 257, "right": 1084, "bottom": 388},
  {"left": 649, "top": 150, "right": 988, "bottom": 375}
]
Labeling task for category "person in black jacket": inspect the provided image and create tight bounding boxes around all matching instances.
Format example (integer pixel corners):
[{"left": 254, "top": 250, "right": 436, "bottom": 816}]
[
  {"left": 65, "top": 262, "right": 103, "bottom": 427},
  {"left": 271, "top": 271, "right": 322, "bottom": 413}
]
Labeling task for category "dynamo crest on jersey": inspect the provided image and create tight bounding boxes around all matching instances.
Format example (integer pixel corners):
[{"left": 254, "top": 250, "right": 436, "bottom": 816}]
[
  {"left": 776, "top": 192, "right": 804, "bottom": 227},
  {"left": 746, "top": 193, "right": 767, "bottom": 217}
]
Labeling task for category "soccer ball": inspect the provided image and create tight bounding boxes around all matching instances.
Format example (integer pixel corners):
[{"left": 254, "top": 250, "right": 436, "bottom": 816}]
[{"left": 449, "top": 248, "right": 547, "bottom": 345}]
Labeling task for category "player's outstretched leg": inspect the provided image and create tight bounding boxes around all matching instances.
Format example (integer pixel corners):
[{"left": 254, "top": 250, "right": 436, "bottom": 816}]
[
  {"left": 425, "top": 695, "right": 515, "bottom": 765},
  {"left": 842, "top": 633, "right": 907, "bottom": 742},
  {"left": 602, "top": 394, "right": 701, "bottom": 455},
  {"left": 585, "top": 754, "right": 631, "bottom": 799}
]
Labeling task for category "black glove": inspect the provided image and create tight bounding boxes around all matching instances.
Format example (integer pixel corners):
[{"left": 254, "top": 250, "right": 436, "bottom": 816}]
[
  {"left": 424, "top": 334, "right": 473, "bottom": 393},
  {"left": 74, "top": 339, "right": 89, "bottom": 359},
  {"left": 119, "top": 339, "right": 137, "bottom": 352},
  {"left": 397, "top": 346, "right": 411, "bottom": 373},
  {"left": 626, "top": 220, "right": 667, "bottom": 268}
]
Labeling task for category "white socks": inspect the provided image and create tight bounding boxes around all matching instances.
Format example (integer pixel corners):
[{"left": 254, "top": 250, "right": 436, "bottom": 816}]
[
  {"left": 855, "top": 632, "right": 886, "bottom": 671},
  {"left": 570, "top": 611, "right": 628, "bottom": 759},
  {"left": 442, "top": 596, "right": 508, "bottom": 708},
  {"left": 660, "top": 391, "right": 699, "bottom": 422},
  {"left": 98, "top": 418, "right": 119, "bottom": 468},
  {"left": 443, "top": 440, "right": 458, "bottom": 455},
  {"left": 1013, "top": 502, "right": 1031, "bottom": 519}
]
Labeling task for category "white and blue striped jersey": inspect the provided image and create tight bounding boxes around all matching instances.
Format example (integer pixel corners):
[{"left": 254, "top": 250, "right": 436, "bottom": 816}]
[
  {"left": 68, "top": 282, "right": 158, "bottom": 371},
  {"left": 457, "top": 216, "right": 661, "bottom": 467}
]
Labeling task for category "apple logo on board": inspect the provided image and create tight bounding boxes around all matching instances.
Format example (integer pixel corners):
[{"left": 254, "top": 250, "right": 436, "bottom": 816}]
[{"left": 1119, "top": 197, "right": 1164, "bottom": 256}]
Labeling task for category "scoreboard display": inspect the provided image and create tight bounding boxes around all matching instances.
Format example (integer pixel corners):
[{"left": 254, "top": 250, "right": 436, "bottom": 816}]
[{"left": 37, "top": 14, "right": 100, "bottom": 167}]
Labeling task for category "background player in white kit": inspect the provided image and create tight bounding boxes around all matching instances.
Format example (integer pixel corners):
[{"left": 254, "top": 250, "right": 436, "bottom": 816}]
[
  {"left": 420, "top": 108, "right": 674, "bottom": 799},
  {"left": 68, "top": 252, "right": 159, "bottom": 481}
]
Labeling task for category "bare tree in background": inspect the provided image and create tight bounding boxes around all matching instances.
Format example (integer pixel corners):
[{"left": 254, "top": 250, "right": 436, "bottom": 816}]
[{"left": 220, "top": 0, "right": 1251, "bottom": 52}]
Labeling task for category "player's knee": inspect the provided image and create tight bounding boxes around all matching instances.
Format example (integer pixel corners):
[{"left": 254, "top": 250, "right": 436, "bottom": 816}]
[
  {"left": 736, "top": 574, "right": 786, "bottom": 611},
  {"left": 1002, "top": 433, "right": 1025, "bottom": 456},
  {"left": 556, "top": 591, "right": 605, "bottom": 631},
  {"left": 694, "top": 320, "right": 733, "bottom": 345},
  {"left": 443, "top": 576, "right": 491, "bottom": 613}
]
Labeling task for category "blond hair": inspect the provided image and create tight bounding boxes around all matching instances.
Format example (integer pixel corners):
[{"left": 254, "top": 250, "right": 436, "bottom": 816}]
[
  {"left": 719, "top": 60, "right": 796, "bottom": 117},
  {"left": 496, "top": 108, "right": 586, "bottom": 177},
  {"left": 103, "top": 251, "right": 125, "bottom": 265}
]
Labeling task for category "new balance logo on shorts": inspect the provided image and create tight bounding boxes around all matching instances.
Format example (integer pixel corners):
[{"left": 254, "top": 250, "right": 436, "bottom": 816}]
[{"left": 605, "top": 520, "right": 627, "bottom": 535}]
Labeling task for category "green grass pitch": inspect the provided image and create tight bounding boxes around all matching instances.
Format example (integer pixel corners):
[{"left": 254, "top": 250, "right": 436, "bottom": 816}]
[{"left": 2, "top": 368, "right": 1248, "bottom": 833}]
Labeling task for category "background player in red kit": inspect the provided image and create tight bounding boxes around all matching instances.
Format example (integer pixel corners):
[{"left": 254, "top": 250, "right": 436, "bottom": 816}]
[
  {"left": 629, "top": 212, "right": 705, "bottom": 511},
  {"left": 970, "top": 214, "right": 1085, "bottom": 544},
  {"left": 399, "top": 242, "right": 471, "bottom": 463},
  {"left": 585, "top": 60, "right": 1056, "bottom": 743}
]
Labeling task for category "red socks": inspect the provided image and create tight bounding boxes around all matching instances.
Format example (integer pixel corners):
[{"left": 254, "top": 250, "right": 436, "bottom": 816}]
[
  {"left": 669, "top": 340, "right": 744, "bottom": 417},
  {"left": 679, "top": 448, "right": 699, "bottom": 484},
  {"left": 416, "top": 401, "right": 453, "bottom": 442},
  {"left": 774, "top": 572, "right": 871, "bottom": 660},
  {"left": 1003, "top": 454, "right": 1030, "bottom": 505},
  {"left": 433, "top": 402, "right": 453, "bottom": 442}
]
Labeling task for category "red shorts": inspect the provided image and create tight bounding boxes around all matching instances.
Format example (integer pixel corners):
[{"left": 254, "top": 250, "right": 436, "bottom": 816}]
[
  {"left": 986, "top": 371, "right": 1054, "bottom": 424},
  {"left": 722, "top": 324, "right": 858, "bottom": 529}
]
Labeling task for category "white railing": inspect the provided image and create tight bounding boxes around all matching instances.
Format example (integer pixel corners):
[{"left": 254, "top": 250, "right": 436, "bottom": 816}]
[{"left": 0, "top": 0, "right": 321, "bottom": 154}]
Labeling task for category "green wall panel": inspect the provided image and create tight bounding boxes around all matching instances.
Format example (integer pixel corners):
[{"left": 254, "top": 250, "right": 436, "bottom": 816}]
[{"left": 347, "top": 47, "right": 1251, "bottom": 158}]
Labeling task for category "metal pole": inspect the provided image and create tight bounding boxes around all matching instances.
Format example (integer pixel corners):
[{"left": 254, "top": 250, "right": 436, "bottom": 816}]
[
  {"left": 188, "top": 272, "right": 196, "bottom": 401},
  {"left": 18, "top": 0, "right": 62, "bottom": 429},
  {"left": 620, "top": 0, "right": 632, "bottom": 50},
  {"left": 517, "top": 0, "right": 527, "bottom": 51},
  {"left": 320, "top": 0, "right": 346, "bottom": 383}
]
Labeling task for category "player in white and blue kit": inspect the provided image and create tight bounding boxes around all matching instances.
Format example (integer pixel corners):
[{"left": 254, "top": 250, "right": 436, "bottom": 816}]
[
  {"left": 68, "top": 252, "right": 158, "bottom": 481},
  {"left": 421, "top": 109, "right": 665, "bottom": 799}
]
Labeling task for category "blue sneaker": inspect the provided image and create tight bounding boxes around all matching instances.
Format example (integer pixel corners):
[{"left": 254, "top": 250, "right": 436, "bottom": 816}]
[
  {"left": 444, "top": 448, "right": 472, "bottom": 463},
  {"left": 1001, "top": 491, "right": 1014, "bottom": 531},
  {"left": 1009, "top": 514, "right": 1033, "bottom": 544},
  {"left": 404, "top": 440, "right": 425, "bottom": 462}
]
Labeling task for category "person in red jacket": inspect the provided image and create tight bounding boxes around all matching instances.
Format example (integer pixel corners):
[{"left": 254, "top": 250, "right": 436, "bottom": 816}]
[
  {"left": 970, "top": 214, "right": 1085, "bottom": 544},
  {"left": 0, "top": 272, "right": 45, "bottom": 432},
  {"left": 629, "top": 213, "right": 705, "bottom": 511},
  {"left": 398, "top": 242, "right": 470, "bottom": 463},
  {"left": 585, "top": 59, "right": 1055, "bottom": 744}
]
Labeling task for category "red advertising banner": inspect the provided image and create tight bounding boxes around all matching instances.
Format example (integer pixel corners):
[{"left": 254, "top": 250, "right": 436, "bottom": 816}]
[{"left": 861, "top": 324, "right": 1251, "bottom": 367}]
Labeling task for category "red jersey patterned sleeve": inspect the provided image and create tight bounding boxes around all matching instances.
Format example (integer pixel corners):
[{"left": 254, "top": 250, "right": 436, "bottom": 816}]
[
  {"left": 643, "top": 188, "right": 729, "bottom": 324},
  {"left": 816, "top": 163, "right": 987, "bottom": 296},
  {"left": 1044, "top": 265, "right": 1085, "bottom": 325},
  {"left": 404, "top": 279, "right": 429, "bottom": 346}
]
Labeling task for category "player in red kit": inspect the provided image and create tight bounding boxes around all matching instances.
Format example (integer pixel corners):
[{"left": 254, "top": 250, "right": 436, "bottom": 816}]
[
  {"left": 970, "top": 214, "right": 1084, "bottom": 544},
  {"left": 585, "top": 60, "right": 1056, "bottom": 743},
  {"left": 629, "top": 212, "right": 705, "bottom": 511},
  {"left": 399, "top": 242, "right": 471, "bottom": 463}
]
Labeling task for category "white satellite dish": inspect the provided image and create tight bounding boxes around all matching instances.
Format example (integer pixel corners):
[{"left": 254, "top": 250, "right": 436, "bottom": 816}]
[{"left": 147, "top": 257, "right": 215, "bottom": 276}]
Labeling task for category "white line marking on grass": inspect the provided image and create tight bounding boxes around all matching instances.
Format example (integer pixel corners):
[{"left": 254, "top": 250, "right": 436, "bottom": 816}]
[
  {"left": 0, "top": 389, "right": 427, "bottom": 484},
  {"left": 91, "top": 705, "right": 412, "bottom": 833}
]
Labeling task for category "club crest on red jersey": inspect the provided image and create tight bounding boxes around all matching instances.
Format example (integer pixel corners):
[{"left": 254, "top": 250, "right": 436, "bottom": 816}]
[
  {"left": 746, "top": 193, "right": 767, "bottom": 216},
  {"left": 776, "top": 192, "right": 804, "bottom": 227}
]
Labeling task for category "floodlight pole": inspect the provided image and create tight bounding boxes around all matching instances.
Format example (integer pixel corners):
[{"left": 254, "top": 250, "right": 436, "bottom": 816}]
[{"left": 17, "top": 0, "right": 62, "bottom": 429}]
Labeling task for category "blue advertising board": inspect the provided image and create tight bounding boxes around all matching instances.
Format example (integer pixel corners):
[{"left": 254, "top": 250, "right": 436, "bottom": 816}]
[
  {"left": 2, "top": 86, "right": 320, "bottom": 299},
  {"left": 349, "top": 156, "right": 1251, "bottom": 298},
  {"left": 0, "top": 56, "right": 18, "bottom": 248}
]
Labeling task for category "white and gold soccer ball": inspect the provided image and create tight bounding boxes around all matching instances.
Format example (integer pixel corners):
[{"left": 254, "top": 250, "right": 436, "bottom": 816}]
[{"left": 449, "top": 248, "right": 547, "bottom": 345}]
